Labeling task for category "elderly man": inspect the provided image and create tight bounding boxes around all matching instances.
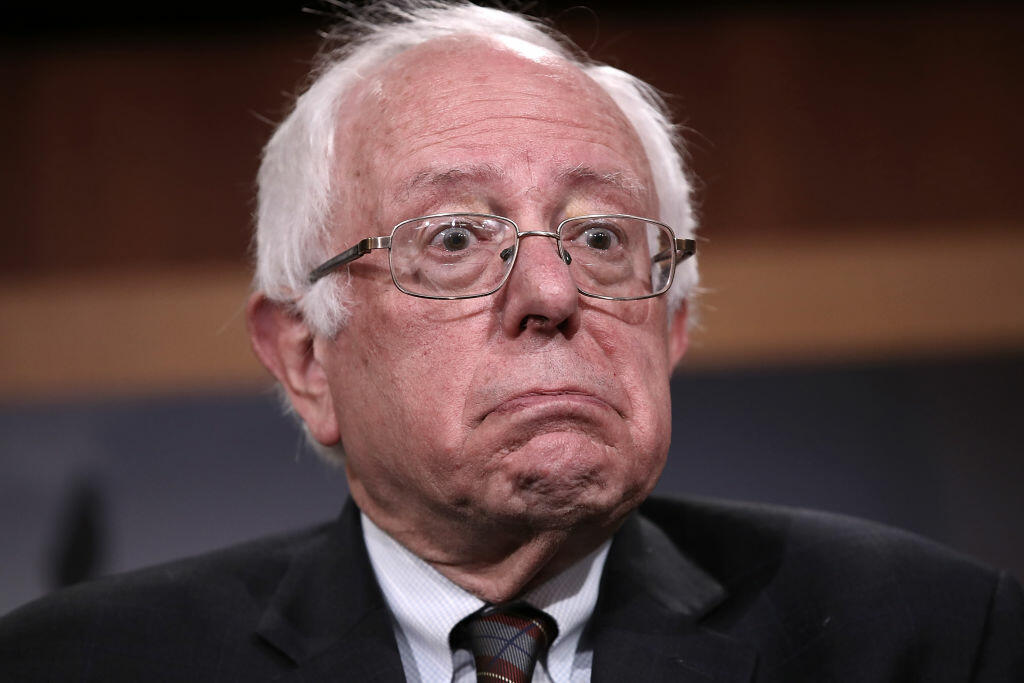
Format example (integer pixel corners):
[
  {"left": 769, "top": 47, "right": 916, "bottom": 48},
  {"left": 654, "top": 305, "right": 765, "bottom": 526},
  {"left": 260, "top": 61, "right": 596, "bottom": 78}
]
[{"left": 2, "top": 2, "right": 1022, "bottom": 681}]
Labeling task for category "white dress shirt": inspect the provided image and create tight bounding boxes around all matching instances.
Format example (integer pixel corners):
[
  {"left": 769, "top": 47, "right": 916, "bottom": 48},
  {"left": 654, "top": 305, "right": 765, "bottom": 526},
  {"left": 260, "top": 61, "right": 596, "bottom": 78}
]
[{"left": 362, "top": 513, "right": 610, "bottom": 683}]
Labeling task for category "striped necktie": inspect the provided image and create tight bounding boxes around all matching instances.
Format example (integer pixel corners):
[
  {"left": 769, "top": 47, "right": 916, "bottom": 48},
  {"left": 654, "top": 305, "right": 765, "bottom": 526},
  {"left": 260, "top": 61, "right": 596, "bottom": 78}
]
[{"left": 450, "top": 602, "right": 558, "bottom": 683}]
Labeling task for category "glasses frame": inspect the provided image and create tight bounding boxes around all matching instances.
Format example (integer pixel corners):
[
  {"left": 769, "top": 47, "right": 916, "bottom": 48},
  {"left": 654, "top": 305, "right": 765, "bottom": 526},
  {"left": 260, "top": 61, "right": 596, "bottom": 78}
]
[{"left": 307, "top": 212, "right": 696, "bottom": 301}]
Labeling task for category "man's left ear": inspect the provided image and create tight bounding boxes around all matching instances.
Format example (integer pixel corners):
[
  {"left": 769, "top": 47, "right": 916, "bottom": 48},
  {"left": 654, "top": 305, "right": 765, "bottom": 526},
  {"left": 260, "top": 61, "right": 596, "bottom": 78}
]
[{"left": 668, "top": 300, "right": 689, "bottom": 369}]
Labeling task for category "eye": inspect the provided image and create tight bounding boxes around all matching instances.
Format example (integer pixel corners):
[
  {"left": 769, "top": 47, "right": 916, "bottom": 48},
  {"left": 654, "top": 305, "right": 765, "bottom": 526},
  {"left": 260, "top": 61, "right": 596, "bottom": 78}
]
[
  {"left": 580, "top": 224, "right": 620, "bottom": 251},
  {"left": 431, "top": 221, "right": 477, "bottom": 252}
]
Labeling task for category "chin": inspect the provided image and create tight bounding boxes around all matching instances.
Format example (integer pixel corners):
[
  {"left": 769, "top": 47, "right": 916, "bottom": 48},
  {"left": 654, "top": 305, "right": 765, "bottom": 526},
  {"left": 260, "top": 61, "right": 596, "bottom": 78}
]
[{"left": 482, "top": 432, "right": 661, "bottom": 531}]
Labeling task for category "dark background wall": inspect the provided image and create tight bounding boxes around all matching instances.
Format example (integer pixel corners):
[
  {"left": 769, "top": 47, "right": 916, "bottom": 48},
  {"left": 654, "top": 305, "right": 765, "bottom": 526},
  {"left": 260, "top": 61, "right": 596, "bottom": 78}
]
[
  {"left": 2, "top": 1, "right": 1022, "bottom": 614},
  {"left": 5, "top": 1, "right": 1024, "bottom": 273}
]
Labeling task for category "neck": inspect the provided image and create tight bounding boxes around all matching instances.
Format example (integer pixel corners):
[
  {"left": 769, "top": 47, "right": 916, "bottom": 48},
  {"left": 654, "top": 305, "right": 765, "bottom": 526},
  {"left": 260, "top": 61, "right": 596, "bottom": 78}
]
[
  {"left": 428, "top": 528, "right": 612, "bottom": 603},
  {"left": 352, "top": 486, "right": 621, "bottom": 603}
]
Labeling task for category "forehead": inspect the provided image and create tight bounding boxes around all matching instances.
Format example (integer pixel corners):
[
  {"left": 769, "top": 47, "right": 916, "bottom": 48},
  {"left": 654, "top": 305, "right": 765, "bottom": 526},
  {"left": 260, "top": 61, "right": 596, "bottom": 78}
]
[{"left": 336, "top": 36, "right": 654, "bottom": 227}]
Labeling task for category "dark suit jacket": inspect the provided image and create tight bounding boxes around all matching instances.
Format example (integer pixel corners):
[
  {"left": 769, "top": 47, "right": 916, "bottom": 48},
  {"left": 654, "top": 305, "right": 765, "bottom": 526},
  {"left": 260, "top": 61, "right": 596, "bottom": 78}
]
[{"left": 1, "top": 496, "right": 1021, "bottom": 681}]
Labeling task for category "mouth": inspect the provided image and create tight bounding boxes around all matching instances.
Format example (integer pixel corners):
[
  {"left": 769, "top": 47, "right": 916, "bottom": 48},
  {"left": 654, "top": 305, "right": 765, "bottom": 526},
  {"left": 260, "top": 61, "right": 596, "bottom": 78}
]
[{"left": 486, "top": 389, "right": 621, "bottom": 420}]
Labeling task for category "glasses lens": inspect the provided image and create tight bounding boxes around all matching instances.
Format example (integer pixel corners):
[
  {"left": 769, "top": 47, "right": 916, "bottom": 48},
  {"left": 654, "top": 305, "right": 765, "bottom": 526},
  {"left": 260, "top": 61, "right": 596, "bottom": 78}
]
[
  {"left": 559, "top": 216, "right": 674, "bottom": 299},
  {"left": 389, "top": 214, "right": 518, "bottom": 298}
]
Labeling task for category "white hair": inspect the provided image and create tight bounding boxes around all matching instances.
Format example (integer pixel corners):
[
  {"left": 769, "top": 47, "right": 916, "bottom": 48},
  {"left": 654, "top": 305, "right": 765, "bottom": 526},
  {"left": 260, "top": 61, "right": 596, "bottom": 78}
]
[{"left": 253, "top": 0, "right": 699, "bottom": 337}]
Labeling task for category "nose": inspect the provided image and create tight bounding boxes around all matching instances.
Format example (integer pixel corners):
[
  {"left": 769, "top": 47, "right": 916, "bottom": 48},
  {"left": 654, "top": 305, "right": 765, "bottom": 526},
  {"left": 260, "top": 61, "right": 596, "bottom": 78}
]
[{"left": 499, "top": 231, "right": 580, "bottom": 337}]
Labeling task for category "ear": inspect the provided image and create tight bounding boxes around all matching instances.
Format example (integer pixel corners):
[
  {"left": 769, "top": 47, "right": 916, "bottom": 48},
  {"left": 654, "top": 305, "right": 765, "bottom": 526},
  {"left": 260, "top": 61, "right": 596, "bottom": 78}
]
[
  {"left": 246, "top": 292, "right": 341, "bottom": 446},
  {"left": 668, "top": 300, "right": 690, "bottom": 369}
]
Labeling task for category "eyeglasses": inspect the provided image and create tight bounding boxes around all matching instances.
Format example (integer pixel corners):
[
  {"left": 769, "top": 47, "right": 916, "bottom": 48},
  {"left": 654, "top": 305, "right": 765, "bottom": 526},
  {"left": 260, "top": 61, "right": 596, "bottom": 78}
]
[{"left": 308, "top": 213, "right": 696, "bottom": 301}]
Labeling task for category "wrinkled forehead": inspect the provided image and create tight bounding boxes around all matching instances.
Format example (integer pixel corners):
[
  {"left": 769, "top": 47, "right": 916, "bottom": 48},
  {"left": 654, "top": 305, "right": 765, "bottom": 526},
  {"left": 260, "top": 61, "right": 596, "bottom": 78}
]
[{"left": 331, "top": 35, "right": 654, "bottom": 229}]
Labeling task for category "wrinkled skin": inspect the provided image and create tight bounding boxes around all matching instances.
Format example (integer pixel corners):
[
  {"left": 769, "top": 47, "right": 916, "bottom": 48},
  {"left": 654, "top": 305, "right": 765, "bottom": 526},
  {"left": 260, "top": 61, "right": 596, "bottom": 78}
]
[{"left": 249, "top": 36, "right": 688, "bottom": 601}]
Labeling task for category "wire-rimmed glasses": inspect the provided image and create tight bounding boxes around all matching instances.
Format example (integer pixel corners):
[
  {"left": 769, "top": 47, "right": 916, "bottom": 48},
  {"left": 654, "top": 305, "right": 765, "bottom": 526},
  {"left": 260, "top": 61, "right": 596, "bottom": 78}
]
[{"left": 308, "top": 213, "right": 696, "bottom": 301}]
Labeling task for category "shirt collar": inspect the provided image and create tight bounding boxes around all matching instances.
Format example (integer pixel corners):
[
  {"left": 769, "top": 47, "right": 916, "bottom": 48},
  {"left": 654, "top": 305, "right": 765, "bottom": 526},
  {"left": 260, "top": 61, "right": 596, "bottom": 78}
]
[{"left": 361, "top": 512, "right": 610, "bottom": 682}]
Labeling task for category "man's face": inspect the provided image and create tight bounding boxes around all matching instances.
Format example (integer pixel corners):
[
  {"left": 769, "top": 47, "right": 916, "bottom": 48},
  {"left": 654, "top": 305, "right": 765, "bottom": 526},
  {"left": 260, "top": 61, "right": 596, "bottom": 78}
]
[{"left": 316, "top": 38, "right": 686, "bottom": 550}]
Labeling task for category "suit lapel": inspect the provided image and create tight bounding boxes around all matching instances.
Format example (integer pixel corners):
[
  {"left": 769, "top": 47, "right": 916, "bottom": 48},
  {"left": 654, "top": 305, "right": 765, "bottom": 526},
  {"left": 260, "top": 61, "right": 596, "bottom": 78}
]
[
  {"left": 590, "top": 513, "right": 757, "bottom": 682},
  {"left": 253, "top": 501, "right": 756, "bottom": 682},
  {"left": 256, "top": 500, "right": 406, "bottom": 682}
]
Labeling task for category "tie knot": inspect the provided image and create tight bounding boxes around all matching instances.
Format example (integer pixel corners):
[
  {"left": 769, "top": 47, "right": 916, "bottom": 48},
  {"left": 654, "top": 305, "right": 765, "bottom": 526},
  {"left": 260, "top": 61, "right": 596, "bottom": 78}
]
[{"left": 451, "top": 602, "right": 558, "bottom": 683}]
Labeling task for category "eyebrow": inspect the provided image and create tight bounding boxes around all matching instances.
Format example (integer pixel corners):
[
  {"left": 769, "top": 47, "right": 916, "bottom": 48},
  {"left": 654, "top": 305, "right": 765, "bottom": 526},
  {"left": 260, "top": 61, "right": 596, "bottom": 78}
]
[
  {"left": 556, "top": 165, "right": 649, "bottom": 204},
  {"left": 397, "top": 163, "right": 508, "bottom": 202},
  {"left": 394, "top": 162, "right": 649, "bottom": 205}
]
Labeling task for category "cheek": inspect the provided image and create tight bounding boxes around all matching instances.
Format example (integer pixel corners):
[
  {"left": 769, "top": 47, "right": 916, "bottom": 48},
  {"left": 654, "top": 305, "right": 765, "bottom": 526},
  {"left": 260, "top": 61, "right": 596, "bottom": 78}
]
[
  {"left": 586, "top": 302, "right": 673, "bottom": 419},
  {"left": 333, "top": 297, "right": 485, "bottom": 455},
  {"left": 596, "top": 327, "right": 673, "bottom": 471}
]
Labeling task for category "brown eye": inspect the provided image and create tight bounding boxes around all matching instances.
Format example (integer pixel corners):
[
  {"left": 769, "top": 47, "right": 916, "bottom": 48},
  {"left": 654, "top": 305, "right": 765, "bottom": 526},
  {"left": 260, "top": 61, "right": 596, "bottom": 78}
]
[
  {"left": 582, "top": 226, "right": 618, "bottom": 250},
  {"left": 441, "top": 227, "right": 470, "bottom": 251},
  {"left": 431, "top": 222, "right": 476, "bottom": 252}
]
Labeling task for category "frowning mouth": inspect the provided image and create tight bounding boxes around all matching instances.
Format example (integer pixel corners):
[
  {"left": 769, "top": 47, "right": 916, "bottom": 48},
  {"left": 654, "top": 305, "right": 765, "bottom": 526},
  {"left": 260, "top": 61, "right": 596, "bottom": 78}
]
[{"left": 487, "top": 390, "right": 620, "bottom": 418}]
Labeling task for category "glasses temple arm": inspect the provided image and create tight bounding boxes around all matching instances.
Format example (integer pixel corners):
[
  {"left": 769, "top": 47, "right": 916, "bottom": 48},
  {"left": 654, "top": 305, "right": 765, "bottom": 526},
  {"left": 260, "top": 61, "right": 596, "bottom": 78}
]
[
  {"left": 308, "top": 236, "right": 392, "bottom": 283},
  {"left": 652, "top": 238, "right": 697, "bottom": 265}
]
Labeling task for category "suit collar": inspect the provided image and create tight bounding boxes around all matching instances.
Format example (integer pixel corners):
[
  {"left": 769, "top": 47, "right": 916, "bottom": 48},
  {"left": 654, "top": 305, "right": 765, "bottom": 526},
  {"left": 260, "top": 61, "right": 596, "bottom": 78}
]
[
  {"left": 589, "top": 511, "right": 757, "bottom": 682},
  {"left": 255, "top": 500, "right": 755, "bottom": 681},
  {"left": 602, "top": 510, "right": 726, "bottom": 619},
  {"left": 256, "top": 499, "right": 405, "bottom": 681}
]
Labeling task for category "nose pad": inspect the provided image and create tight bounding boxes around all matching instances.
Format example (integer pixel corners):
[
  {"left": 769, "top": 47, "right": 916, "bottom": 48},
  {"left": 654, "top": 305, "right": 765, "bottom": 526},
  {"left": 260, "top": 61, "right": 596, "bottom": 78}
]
[
  {"left": 500, "top": 231, "right": 580, "bottom": 336},
  {"left": 509, "top": 232, "right": 573, "bottom": 286}
]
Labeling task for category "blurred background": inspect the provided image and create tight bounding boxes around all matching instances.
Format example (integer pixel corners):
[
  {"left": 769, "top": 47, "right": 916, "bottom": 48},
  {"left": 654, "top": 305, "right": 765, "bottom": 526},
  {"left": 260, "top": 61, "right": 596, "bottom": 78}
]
[{"left": 2, "top": 0, "right": 1022, "bottom": 615}]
